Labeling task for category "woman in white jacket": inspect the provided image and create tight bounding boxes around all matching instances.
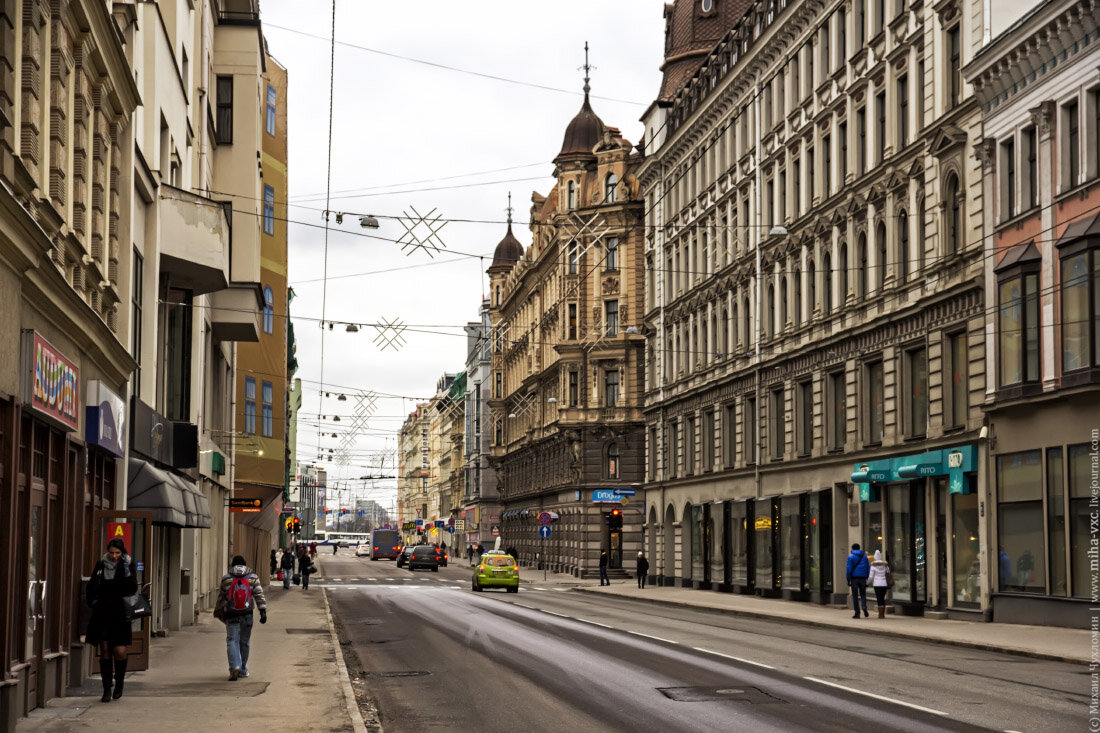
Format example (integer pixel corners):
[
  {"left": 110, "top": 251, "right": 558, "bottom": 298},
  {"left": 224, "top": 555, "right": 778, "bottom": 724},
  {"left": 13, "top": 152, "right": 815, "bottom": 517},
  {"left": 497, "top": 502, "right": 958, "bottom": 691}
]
[{"left": 866, "top": 550, "right": 891, "bottom": 618}]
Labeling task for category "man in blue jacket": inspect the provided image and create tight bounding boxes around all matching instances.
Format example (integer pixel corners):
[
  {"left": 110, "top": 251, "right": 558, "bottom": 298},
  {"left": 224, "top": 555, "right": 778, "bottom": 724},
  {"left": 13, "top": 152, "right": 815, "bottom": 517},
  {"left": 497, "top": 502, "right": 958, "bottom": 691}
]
[{"left": 845, "top": 543, "right": 871, "bottom": 619}]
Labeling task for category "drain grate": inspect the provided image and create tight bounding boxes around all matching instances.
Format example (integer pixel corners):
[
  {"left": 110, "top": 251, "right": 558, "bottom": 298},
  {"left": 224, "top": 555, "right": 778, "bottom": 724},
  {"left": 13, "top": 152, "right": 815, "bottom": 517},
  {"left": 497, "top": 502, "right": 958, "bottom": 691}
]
[
  {"left": 285, "top": 628, "right": 329, "bottom": 634},
  {"left": 658, "top": 686, "right": 782, "bottom": 704}
]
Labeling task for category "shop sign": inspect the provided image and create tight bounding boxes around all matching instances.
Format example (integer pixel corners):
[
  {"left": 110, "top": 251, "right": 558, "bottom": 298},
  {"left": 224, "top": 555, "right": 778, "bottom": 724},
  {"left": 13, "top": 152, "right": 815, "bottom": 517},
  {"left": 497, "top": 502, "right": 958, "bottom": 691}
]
[
  {"left": 229, "top": 498, "right": 263, "bottom": 513},
  {"left": 592, "top": 489, "right": 622, "bottom": 503},
  {"left": 106, "top": 522, "right": 132, "bottom": 553},
  {"left": 86, "top": 380, "right": 126, "bottom": 457},
  {"left": 22, "top": 332, "right": 79, "bottom": 432}
]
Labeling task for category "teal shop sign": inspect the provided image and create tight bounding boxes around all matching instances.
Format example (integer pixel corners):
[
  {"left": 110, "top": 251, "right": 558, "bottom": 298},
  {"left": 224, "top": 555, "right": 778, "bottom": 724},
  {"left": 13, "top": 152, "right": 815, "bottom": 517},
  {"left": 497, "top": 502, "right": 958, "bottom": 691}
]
[{"left": 851, "top": 445, "right": 977, "bottom": 501}]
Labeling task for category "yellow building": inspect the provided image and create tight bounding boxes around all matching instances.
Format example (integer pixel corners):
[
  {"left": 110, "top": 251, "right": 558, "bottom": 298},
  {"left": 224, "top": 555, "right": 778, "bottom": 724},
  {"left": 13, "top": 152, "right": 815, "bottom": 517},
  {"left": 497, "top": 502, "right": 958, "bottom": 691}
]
[{"left": 233, "top": 54, "right": 289, "bottom": 561}]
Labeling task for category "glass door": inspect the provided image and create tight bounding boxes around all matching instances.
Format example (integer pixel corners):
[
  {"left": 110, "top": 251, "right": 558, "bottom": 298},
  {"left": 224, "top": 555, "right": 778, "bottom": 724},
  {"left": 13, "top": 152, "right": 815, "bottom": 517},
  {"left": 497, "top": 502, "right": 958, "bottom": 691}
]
[{"left": 25, "top": 495, "right": 43, "bottom": 707}]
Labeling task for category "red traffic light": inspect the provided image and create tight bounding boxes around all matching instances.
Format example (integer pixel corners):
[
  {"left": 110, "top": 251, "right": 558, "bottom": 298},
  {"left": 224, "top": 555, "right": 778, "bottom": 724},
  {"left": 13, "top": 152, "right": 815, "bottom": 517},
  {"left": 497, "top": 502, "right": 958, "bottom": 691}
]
[{"left": 610, "top": 509, "right": 621, "bottom": 517}]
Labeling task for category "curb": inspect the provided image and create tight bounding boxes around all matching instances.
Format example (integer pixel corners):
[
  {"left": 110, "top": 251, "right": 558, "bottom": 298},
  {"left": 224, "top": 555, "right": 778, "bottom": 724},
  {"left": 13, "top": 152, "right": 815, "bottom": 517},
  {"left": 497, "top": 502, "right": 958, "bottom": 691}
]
[
  {"left": 571, "top": 587, "right": 1083, "bottom": 665},
  {"left": 321, "top": 588, "right": 368, "bottom": 733}
]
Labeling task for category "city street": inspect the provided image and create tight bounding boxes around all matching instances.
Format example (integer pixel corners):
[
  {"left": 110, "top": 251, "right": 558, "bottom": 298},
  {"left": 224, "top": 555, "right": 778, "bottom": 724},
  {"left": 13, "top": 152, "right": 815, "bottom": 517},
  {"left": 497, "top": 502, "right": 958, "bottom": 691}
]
[{"left": 321, "top": 555, "right": 1082, "bottom": 733}]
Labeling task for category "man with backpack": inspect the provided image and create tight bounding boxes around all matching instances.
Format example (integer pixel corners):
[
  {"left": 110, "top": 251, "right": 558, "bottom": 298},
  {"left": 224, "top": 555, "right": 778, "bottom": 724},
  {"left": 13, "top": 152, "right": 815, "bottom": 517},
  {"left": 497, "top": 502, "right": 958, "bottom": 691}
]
[{"left": 214, "top": 555, "right": 267, "bottom": 681}]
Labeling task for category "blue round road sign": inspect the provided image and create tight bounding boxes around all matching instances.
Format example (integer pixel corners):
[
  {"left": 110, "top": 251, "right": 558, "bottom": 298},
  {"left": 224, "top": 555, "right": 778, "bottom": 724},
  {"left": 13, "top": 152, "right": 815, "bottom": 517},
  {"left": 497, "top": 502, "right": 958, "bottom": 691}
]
[
  {"left": 538, "top": 511, "right": 552, "bottom": 525},
  {"left": 538, "top": 525, "right": 551, "bottom": 539}
]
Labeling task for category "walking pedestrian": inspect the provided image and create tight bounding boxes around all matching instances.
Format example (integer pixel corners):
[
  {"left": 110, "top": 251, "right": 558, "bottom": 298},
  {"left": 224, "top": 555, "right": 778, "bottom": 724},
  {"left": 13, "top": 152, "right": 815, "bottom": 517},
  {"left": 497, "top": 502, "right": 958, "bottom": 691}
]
[
  {"left": 214, "top": 555, "right": 267, "bottom": 681},
  {"left": 333, "top": 541, "right": 338, "bottom": 555},
  {"left": 505, "top": 546, "right": 518, "bottom": 561},
  {"left": 297, "top": 545, "right": 313, "bottom": 589},
  {"left": 598, "top": 550, "right": 610, "bottom": 586},
  {"left": 845, "top": 543, "right": 871, "bottom": 619},
  {"left": 867, "top": 550, "right": 891, "bottom": 618},
  {"left": 466, "top": 545, "right": 473, "bottom": 563},
  {"left": 636, "top": 552, "right": 650, "bottom": 589},
  {"left": 269, "top": 549, "right": 278, "bottom": 576},
  {"left": 309, "top": 541, "right": 317, "bottom": 559},
  {"left": 86, "top": 537, "right": 138, "bottom": 702},
  {"left": 279, "top": 546, "right": 296, "bottom": 589}
]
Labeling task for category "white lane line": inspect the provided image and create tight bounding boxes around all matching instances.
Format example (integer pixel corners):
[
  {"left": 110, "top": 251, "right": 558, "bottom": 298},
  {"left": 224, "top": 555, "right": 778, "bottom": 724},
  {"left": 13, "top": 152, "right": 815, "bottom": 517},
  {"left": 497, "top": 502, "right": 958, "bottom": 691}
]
[
  {"left": 803, "top": 676, "right": 947, "bottom": 717},
  {"left": 630, "top": 632, "right": 679, "bottom": 645},
  {"left": 584, "top": 620, "right": 613, "bottom": 628},
  {"left": 691, "top": 647, "right": 776, "bottom": 670},
  {"left": 544, "top": 611, "right": 568, "bottom": 618},
  {"left": 513, "top": 603, "right": 533, "bottom": 610}
]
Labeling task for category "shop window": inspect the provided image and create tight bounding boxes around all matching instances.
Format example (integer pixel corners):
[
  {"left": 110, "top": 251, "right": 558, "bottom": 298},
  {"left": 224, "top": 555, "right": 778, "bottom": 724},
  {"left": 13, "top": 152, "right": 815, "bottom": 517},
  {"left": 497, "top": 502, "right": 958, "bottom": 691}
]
[
  {"left": 702, "top": 410, "right": 715, "bottom": 472},
  {"left": 1069, "top": 444, "right": 1096, "bottom": 598},
  {"left": 904, "top": 346, "right": 927, "bottom": 438},
  {"left": 605, "top": 442, "right": 620, "bottom": 479},
  {"left": 730, "top": 501, "right": 749, "bottom": 585},
  {"left": 826, "top": 370, "right": 846, "bottom": 451},
  {"left": 244, "top": 378, "right": 256, "bottom": 435},
  {"left": 781, "top": 495, "right": 803, "bottom": 590},
  {"left": 1059, "top": 245, "right": 1100, "bottom": 374},
  {"left": 863, "top": 359, "right": 884, "bottom": 445},
  {"left": 996, "top": 451, "right": 1044, "bottom": 593},
  {"left": 1047, "top": 448, "right": 1066, "bottom": 597}
]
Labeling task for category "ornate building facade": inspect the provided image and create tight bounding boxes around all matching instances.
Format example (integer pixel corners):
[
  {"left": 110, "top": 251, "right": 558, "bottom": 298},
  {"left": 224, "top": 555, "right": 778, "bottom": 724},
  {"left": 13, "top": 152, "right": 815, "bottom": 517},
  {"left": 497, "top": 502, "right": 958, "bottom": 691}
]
[
  {"left": 639, "top": 0, "right": 989, "bottom": 613},
  {"left": 489, "top": 79, "right": 646, "bottom": 576}
]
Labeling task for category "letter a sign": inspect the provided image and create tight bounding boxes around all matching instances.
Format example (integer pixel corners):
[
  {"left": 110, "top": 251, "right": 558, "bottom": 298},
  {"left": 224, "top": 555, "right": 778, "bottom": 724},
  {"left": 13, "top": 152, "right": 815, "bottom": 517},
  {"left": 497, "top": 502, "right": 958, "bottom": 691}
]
[{"left": 107, "top": 522, "right": 132, "bottom": 553}]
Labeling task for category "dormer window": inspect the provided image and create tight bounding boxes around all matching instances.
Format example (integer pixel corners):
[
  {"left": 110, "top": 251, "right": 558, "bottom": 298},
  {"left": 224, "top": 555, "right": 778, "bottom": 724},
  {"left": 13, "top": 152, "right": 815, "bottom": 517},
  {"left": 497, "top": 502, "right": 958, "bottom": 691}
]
[
  {"left": 605, "top": 173, "right": 617, "bottom": 203},
  {"left": 567, "top": 180, "right": 576, "bottom": 209},
  {"left": 701, "top": 0, "right": 714, "bottom": 14}
]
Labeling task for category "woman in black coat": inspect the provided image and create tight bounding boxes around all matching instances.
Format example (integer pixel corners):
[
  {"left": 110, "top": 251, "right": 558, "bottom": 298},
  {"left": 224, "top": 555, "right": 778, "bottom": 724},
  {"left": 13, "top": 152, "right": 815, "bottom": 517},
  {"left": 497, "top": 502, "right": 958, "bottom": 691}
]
[{"left": 86, "top": 537, "right": 138, "bottom": 702}]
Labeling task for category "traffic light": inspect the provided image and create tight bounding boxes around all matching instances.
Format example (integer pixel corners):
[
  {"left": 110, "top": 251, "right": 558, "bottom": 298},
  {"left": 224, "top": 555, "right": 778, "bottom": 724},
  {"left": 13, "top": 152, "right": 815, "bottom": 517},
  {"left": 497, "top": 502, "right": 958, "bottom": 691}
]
[
  {"left": 293, "top": 516, "right": 301, "bottom": 533},
  {"left": 609, "top": 508, "right": 623, "bottom": 530},
  {"left": 285, "top": 516, "right": 293, "bottom": 533}
]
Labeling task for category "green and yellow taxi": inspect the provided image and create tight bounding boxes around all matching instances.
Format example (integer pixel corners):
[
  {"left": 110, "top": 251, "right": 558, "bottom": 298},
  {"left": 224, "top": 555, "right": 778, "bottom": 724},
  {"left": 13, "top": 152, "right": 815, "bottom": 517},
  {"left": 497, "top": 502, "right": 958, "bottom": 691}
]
[{"left": 472, "top": 552, "right": 519, "bottom": 593}]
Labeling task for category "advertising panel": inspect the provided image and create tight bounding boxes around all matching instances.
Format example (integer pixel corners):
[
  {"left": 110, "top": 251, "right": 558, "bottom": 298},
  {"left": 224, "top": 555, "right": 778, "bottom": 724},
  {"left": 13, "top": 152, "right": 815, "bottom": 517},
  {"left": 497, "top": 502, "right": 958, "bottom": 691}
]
[{"left": 22, "top": 331, "right": 80, "bottom": 432}]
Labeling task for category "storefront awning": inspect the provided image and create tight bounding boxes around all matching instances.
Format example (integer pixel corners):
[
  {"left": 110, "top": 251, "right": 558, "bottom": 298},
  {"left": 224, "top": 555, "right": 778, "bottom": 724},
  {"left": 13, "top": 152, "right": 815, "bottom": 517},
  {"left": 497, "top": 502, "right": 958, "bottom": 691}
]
[
  {"left": 127, "top": 458, "right": 212, "bottom": 528},
  {"left": 851, "top": 445, "right": 977, "bottom": 501}
]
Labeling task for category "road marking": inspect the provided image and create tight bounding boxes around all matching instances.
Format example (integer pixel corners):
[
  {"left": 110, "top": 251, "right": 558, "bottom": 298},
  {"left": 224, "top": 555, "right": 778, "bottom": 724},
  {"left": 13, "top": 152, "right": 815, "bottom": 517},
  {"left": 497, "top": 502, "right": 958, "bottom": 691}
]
[
  {"left": 513, "top": 603, "right": 533, "bottom": 609},
  {"left": 802, "top": 677, "right": 947, "bottom": 717},
  {"left": 544, "top": 611, "right": 568, "bottom": 618},
  {"left": 691, "top": 647, "right": 775, "bottom": 669},
  {"left": 584, "top": 620, "right": 612, "bottom": 628},
  {"left": 631, "top": 632, "right": 678, "bottom": 645}
]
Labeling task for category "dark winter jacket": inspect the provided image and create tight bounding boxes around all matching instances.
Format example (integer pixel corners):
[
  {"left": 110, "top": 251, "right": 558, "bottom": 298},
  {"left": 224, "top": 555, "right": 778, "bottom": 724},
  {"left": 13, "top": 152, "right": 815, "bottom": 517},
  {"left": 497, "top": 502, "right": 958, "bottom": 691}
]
[
  {"left": 636, "top": 556, "right": 650, "bottom": 575},
  {"left": 214, "top": 564, "right": 267, "bottom": 620},
  {"left": 87, "top": 556, "right": 138, "bottom": 615},
  {"left": 599, "top": 552, "right": 609, "bottom": 568},
  {"left": 845, "top": 549, "right": 870, "bottom": 582},
  {"left": 280, "top": 551, "right": 296, "bottom": 571}
]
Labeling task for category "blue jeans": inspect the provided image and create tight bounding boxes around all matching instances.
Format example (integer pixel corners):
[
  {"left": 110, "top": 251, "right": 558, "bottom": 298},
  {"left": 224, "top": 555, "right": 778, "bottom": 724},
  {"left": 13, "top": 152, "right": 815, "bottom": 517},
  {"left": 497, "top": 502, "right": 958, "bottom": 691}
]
[
  {"left": 850, "top": 578, "right": 868, "bottom": 614},
  {"left": 282, "top": 569, "right": 292, "bottom": 589},
  {"left": 225, "top": 614, "right": 254, "bottom": 673}
]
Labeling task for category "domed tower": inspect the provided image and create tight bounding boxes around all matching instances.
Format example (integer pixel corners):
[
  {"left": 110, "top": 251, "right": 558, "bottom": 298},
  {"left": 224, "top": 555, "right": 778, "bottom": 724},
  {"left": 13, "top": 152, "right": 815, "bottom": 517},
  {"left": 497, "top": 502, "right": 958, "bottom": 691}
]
[
  {"left": 658, "top": 0, "right": 753, "bottom": 101},
  {"left": 554, "top": 43, "right": 610, "bottom": 214},
  {"left": 487, "top": 194, "right": 523, "bottom": 309}
]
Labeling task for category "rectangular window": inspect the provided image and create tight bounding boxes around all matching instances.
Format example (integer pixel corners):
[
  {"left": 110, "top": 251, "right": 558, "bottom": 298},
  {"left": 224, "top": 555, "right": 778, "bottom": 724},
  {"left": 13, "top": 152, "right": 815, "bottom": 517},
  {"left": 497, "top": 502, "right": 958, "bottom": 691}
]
[
  {"left": 1061, "top": 251, "right": 1095, "bottom": 372},
  {"left": 164, "top": 288, "right": 193, "bottom": 421},
  {"left": 875, "top": 91, "right": 885, "bottom": 164},
  {"left": 605, "top": 237, "right": 619, "bottom": 271},
  {"left": 839, "top": 121, "right": 848, "bottom": 181},
  {"left": 864, "top": 360, "right": 884, "bottom": 445},
  {"left": 838, "top": 7, "right": 847, "bottom": 64},
  {"left": 827, "top": 370, "right": 846, "bottom": 451},
  {"left": 905, "top": 347, "right": 928, "bottom": 437},
  {"left": 263, "top": 185, "right": 275, "bottom": 235},
  {"left": 215, "top": 75, "right": 234, "bottom": 145},
  {"left": 856, "top": 108, "right": 866, "bottom": 174},
  {"left": 946, "top": 332, "right": 968, "bottom": 428},
  {"left": 998, "top": 273, "right": 1040, "bottom": 386},
  {"left": 770, "top": 387, "right": 785, "bottom": 460},
  {"left": 244, "top": 377, "right": 256, "bottom": 435},
  {"left": 1048, "top": 448, "right": 1066, "bottom": 597},
  {"left": 745, "top": 397, "right": 757, "bottom": 465},
  {"left": 567, "top": 303, "right": 578, "bottom": 340},
  {"left": 702, "top": 410, "right": 715, "bottom": 472},
  {"left": 821, "top": 22, "right": 830, "bottom": 76},
  {"left": 723, "top": 404, "right": 736, "bottom": 467},
  {"left": 265, "top": 84, "right": 276, "bottom": 136},
  {"left": 856, "top": 0, "right": 865, "bottom": 48},
  {"left": 947, "top": 27, "right": 961, "bottom": 109},
  {"left": 604, "top": 369, "right": 619, "bottom": 407},
  {"left": 917, "top": 59, "right": 926, "bottom": 130},
  {"left": 685, "top": 416, "right": 696, "bottom": 475},
  {"left": 996, "top": 451, "right": 1044, "bottom": 593},
  {"left": 568, "top": 370, "right": 579, "bottom": 407},
  {"left": 1001, "top": 137, "right": 1016, "bottom": 220},
  {"left": 649, "top": 427, "right": 658, "bottom": 481},
  {"left": 568, "top": 241, "right": 578, "bottom": 274},
  {"left": 1024, "top": 127, "right": 1038, "bottom": 210},
  {"left": 495, "top": 372, "right": 502, "bottom": 399},
  {"left": 897, "top": 75, "right": 908, "bottom": 147},
  {"left": 605, "top": 300, "right": 619, "bottom": 337},
  {"left": 823, "top": 134, "right": 832, "bottom": 195},
  {"left": 778, "top": 170, "right": 787, "bottom": 223},
  {"left": 873, "top": 0, "right": 884, "bottom": 35},
  {"left": 807, "top": 146, "right": 815, "bottom": 204},
  {"left": 262, "top": 381, "right": 273, "bottom": 437},
  {"left": 1070, "top": 444, "right": 1095, "bottom": 597},
  {"left": 131, "top": 249, "right": 143, "bottom": 397},
  {"left": 1066, "top": 100, "right": 1081, "bottom": 189},
  {"left": 797, "top": 380, "right": 813, "bottom": 457},
  {"left": 793, "top": 155, "right": 801, "bottom": 215}
]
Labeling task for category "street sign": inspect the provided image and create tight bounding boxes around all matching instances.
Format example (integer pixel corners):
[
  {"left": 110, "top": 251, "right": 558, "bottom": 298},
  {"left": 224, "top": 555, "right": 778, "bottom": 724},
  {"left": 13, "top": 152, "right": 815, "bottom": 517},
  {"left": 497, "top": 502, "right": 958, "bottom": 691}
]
[
  {"left": 415, "top": 519, "right": 423, "bottom": 527},
  {"left": 620, "top": 497, "right": 629, "bottom": 505},
  {"left": 434, "top": 520, "right": 445, "bottom": 528},
  {"left": 592, "top": 489, "right": 622, "bottom": 503},
  {"left": 538, "top": 525, "right": 551, "bottom": 539},
  {"left": 455, "top": 519, "right": 465, "bottom": 531},
  {"left": 537, "top": 511, "right": 552, "bottom": 525},
  {"left": 613, "top": 488, "right": 636, "bottom": 496}
]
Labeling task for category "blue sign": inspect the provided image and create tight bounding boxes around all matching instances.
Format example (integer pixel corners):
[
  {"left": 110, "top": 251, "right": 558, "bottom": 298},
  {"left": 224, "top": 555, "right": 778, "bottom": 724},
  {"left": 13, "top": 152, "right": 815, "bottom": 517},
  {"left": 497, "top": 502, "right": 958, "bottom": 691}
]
[
  {"left": 415, "top": 519, "right": 423, "bottom": 526},
  {"left": 592, "top": 489, "right": 621, "bottom": 503},
  {"left": 538, "top": 525, "right": 551, "bottom": 539},
  {"left": 434, "top": 520, "right": 445, "bottom": 528},
  {"left": 613, "top": 488, "right": 636, "bottom": 496}
]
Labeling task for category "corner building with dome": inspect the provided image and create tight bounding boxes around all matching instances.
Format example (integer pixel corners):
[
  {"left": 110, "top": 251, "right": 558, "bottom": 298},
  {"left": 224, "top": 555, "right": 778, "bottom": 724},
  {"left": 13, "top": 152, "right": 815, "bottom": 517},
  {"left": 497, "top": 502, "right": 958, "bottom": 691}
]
[{"left": 487, "top": 81, "right": 647, "bottom": 578}]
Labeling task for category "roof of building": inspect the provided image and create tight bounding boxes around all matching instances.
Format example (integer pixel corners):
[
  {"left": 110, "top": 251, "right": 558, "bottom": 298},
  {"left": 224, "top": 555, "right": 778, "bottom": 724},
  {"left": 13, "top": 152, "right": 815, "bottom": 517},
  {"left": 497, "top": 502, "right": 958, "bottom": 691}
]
[
  {"left": 557, "top": 93, "right": 607, "bottom": 159},
  {"left": 488, "top": 223, "right": 524, "bottom": 272},
  {"left": 658, "top": 0, "right": 753, "bottom": 102}
]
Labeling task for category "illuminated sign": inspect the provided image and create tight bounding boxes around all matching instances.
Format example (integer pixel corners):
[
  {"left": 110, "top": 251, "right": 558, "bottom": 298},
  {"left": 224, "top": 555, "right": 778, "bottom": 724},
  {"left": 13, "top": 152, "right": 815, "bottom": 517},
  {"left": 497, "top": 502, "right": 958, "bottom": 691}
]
[{"left": 23, "top": 332, "right": 79, "bottom": 432}]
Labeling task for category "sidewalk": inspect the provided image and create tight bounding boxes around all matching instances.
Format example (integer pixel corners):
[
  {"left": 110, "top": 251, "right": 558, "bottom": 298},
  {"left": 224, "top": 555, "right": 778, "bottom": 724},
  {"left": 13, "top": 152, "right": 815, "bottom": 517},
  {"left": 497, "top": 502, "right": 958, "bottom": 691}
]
[
  {"left": 19, "top": 564, "right": 365, "bottom": 733},
  {"left": 507, "top": 562, "right": 1089, "bottom": 664}
]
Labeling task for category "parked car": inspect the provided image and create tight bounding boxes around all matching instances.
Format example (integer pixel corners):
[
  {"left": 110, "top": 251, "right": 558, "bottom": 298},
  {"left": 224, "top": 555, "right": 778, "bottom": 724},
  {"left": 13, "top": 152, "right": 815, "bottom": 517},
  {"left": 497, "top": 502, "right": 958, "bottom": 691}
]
[
  {"left": 435, "top": 546, "right": 449, "bottom": 567},
  {"left": 472, "top": 553, "right": 519, "bottom": 593},
  {"left": 407, "top": 545, "right": 439, "bottom": 572}
]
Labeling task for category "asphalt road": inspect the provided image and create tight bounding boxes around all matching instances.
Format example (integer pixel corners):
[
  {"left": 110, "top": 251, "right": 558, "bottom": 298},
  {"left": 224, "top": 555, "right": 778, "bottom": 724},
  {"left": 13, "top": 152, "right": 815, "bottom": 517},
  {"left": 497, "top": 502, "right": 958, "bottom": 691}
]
[{"left": 321, "top": 554, "right": 1083, "bottom": 733}]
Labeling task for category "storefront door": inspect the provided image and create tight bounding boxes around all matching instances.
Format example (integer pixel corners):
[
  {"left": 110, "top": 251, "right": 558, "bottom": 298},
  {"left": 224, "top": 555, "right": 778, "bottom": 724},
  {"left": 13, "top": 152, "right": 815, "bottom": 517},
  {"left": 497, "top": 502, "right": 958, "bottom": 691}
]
[
  {"left": 25, "top": 492, "right": 43, "bottom": 708},
  {"left": 91, "top": 511, "right": 153, "bottom": 671},
  {"left": 936, "top": 481, "right": 948, "bottom": 609}
]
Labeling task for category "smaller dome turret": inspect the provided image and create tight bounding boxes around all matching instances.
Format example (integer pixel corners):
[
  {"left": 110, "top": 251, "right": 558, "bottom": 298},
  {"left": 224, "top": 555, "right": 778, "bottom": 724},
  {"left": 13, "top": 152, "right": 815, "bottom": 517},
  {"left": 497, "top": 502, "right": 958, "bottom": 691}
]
[{"left": 488, "top": 193, "right": 523, "bottom": 273}]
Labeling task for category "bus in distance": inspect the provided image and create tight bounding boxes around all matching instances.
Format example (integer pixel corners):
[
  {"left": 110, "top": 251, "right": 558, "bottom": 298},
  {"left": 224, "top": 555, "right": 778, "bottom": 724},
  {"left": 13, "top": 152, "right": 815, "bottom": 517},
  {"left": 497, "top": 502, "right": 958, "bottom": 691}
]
[{"left": 370, "top": 528, "right": 400, "bottom": 560}]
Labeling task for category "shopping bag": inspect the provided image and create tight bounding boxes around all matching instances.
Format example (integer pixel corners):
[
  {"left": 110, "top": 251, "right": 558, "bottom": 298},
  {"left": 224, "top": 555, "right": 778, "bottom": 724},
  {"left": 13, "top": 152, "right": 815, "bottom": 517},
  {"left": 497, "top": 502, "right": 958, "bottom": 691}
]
[
  {"left": 122, "top": 593, "right": 153, "bottom": 620},
  {"left": 292, "top": 573, "right": 300, "bottom": 586},
  {"left": 277, "top": 570, "right": 284, "bottom": 581}
]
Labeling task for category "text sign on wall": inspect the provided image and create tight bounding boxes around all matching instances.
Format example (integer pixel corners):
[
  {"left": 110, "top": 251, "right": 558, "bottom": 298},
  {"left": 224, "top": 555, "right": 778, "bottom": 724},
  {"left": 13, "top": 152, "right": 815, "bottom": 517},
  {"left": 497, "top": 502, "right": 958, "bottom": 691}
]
[
  {"left": 23, "top": 332, "right": 80, "bottom": 432},
  {"left": 106, "top": 522, "right": 132, "bottom": 554}
]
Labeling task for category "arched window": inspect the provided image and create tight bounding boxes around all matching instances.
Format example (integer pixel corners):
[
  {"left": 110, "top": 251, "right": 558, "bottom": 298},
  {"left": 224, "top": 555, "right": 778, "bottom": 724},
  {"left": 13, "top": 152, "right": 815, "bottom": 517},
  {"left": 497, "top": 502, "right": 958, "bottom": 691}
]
[
  {"left": 606, "top": 442, "right": 620, "bottom": 479},
  {"left": 605, "top": 237, "right": 618, "bottom": 270},
  {"left": 876, "top": 221, "right": 887, "bottom": 291},
  {"left": 262, "top": 286, "right": 274, "bottom": 334},
  {"left": 838, "top": 242, "right": 848, "bottom": 305},
  {"left": 945, "top": 174, "right": 961, "bottom": 254},
  {"left": 767, "top": 282, "right": 776, "bottom": 339},
  {"left": 605, "top": 173, "right": 618, "bottom": 203},
  {"left": 897, "top": 210, "right": 909, "bottom": 285},
  {"left": 567, "top": 180, "right": 576, "bottom": 210},
  {"left": 793, "top": 266, "right": 802, "bottom": 328},
  {"left": 857, "top": 233, "right": 868, "bottom": 301},
  {"left": 823, "top": 252, "right": 832, "bottom": 316}
]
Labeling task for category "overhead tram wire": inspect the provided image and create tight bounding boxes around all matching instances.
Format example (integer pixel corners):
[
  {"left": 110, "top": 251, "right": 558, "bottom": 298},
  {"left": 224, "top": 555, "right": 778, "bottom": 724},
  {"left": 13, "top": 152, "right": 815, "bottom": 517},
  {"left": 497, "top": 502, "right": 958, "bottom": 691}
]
[{"left": 288, "top": 161, "right": 549, "bottom": 201}]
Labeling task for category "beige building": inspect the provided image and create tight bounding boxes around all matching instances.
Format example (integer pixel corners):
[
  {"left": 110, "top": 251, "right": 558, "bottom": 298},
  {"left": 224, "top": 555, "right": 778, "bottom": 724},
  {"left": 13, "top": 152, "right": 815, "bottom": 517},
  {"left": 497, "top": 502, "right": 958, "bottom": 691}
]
[
  {"left": 639, "top": 0, "right": 988, "bottom": 614},
  {"left": 489, "top": 78, "right": 646, "bottom": 576}
]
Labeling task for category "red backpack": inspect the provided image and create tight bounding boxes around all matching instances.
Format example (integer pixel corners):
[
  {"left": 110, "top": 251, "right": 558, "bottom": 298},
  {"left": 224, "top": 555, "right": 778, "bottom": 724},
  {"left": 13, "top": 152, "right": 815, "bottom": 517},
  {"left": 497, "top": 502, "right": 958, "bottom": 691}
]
[{"left": 227, "top": 576, "right": 253, "bottom": 616}]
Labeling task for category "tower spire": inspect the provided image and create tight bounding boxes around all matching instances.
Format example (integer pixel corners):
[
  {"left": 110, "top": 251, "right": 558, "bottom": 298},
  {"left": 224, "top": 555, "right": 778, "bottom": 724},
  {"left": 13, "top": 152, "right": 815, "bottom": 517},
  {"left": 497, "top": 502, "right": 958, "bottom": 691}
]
[
  {"left": 506, "top": 192, "right": 513, "bottom": 227},
  {"left": 581, "top": 41, "right": 593, "bottom": 96}
]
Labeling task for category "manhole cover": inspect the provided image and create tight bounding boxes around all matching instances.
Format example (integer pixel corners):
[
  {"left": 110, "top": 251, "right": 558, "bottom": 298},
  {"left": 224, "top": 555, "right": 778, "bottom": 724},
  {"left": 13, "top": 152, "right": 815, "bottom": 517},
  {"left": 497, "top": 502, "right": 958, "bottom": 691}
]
[
  {"left": 285, "top": 628, "right": 329, "bottom": 634},
  {"left": 658, "top": 686, "right": 781, "bottom": 704},
  {"left": 366, "top": 670, "right": 430, "bottom": 678}
]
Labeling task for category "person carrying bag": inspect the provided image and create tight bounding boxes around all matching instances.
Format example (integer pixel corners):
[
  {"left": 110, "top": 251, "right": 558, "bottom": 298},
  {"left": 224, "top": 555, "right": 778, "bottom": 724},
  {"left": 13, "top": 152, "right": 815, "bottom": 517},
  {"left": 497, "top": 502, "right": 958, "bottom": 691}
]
[{"left": 867, "top": 550, "right": 892, "bottom": 618}]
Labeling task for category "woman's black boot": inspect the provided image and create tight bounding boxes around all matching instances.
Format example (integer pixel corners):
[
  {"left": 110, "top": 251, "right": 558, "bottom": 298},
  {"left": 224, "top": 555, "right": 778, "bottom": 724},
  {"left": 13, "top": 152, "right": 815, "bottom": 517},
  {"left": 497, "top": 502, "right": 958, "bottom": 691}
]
[
  {"left": 112, "top": 658, "right": 128, "bottom": 699},
  {"left": 99, "top": 658, "right": 113, "bottom": 702}
]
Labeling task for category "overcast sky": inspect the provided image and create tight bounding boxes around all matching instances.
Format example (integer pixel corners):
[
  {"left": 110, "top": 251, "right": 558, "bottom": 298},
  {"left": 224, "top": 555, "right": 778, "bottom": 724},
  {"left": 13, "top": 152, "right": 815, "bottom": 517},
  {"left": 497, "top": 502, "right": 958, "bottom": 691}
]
[{"left": 262, "top": 1, "right": 666, "bottom": 514}]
